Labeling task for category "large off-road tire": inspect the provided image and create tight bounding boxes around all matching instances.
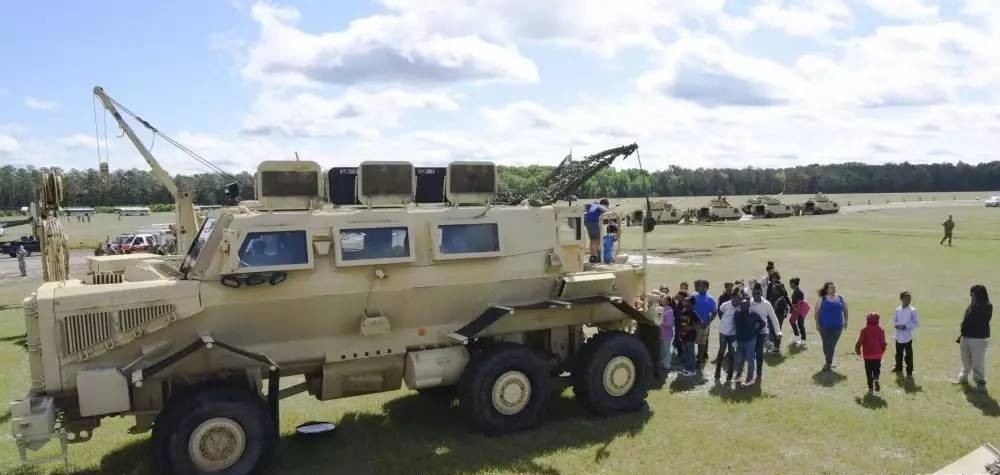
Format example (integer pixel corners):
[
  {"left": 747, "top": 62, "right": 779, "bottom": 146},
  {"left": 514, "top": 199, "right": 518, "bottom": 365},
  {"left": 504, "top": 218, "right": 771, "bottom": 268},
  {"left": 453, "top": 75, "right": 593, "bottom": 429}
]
[
  {"left": 458, "top": 343, "right": 552, "bottom": 435},
  {"left": 152, "top": 384, "right": 276, "bottom": 475},
  {"left": 572, "top": 331, "right": 652, "bottom": 417}
]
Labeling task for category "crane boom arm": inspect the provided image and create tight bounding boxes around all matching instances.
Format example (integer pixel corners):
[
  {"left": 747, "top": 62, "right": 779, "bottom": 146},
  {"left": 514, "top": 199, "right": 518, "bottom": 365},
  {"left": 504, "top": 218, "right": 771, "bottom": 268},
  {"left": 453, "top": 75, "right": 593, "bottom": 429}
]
[
  {"left": 93, "top": 86, "right": 179, "bottom": 198},
  {"left": 92, "top": 86, "right": 199, "bottom": 253}
]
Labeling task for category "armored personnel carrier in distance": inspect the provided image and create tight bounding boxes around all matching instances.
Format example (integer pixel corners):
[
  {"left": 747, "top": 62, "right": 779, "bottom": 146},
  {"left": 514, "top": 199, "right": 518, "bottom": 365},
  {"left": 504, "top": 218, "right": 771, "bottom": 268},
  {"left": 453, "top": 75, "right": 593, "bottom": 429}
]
[
  {"left": 10, "top": 159, "right": 662, "bottom": 474},
  {"left": 801, "top": 193, "right": 840, "bottom": 215},
  {"left": 742, "top": 195, "right": 793, "bottom": 218},
  {"left": 627, "top": 200, "right": 680, "bottom": 226},
  {"left": 693, "top": 196, "right": 743, "bottom": 222}
]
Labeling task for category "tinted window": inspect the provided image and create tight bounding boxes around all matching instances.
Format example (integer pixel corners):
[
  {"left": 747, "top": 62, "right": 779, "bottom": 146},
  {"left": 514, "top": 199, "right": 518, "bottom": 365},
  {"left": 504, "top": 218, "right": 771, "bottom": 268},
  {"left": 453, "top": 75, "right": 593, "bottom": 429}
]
[
  {"left": 260, "top": 171, "right": 319, "bottom": 197},
  {"left": 238, "top": 230, "right": 309, "bottom": 268},
  {"left": 340, "top": 227, "right": 410, "bottom": 261},
  {"left": 360, "top": 164, "right": 412, "bottom": 196},
  {"left": 439, "top": 223, "right": 500, "bottom": 254},
  {"left": 449, "top": 164, "right": 496, "bottom": 194}
]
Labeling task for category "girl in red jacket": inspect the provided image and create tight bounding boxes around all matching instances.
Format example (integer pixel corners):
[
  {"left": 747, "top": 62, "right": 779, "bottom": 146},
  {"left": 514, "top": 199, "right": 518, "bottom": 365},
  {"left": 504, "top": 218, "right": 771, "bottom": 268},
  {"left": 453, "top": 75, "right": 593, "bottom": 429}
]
[{"left": 855, "top": 312, "right": 888, "bottom": 394}]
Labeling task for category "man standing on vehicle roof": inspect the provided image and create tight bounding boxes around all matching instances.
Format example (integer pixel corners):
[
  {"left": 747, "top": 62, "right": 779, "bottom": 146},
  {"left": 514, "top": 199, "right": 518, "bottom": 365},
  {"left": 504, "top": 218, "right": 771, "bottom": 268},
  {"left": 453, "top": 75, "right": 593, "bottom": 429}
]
[
  {"left": 16, "top": 244, "right": 27, "bottom": 277},
  {"left": 584, "top": 198, "right": 610, "bottom": 263},
  {"left": 940, "top": 215, "right": 955, "bottom": 246}
]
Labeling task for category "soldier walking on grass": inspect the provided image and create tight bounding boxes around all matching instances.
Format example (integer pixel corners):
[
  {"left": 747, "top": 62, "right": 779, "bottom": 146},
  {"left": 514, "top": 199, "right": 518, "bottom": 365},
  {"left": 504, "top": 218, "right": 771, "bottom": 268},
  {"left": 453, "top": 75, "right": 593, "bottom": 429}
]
[
  {"left": 940, "top": 215, "right": 955, "bottom": 246},
  {"left": 16, "top": 244, "right": 27, "bottom": 277}
]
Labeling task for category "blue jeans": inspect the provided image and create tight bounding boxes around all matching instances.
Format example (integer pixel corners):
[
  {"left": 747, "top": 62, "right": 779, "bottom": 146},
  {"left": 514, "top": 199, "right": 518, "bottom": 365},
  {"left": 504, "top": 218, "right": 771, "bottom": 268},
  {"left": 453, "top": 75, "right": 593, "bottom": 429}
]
[
  {"left": 683, "top": 341, "right": 697, "bottom": 372},
  {"left": 714, "top": 334, "right": 736, "bottom": 380},
  {"left": 735, "top": 339, "right": 756, "bottom": 381},
  {"left": 661, "top": 328, "right": 675, "bottom": 370},
  {"left": 819, "top": 327, "right": 843, "bottom": 366}
]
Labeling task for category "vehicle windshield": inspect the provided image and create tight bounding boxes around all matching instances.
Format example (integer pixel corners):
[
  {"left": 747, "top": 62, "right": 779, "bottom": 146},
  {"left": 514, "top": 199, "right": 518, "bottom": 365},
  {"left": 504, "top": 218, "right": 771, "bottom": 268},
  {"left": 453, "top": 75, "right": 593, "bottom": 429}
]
[{"left": 180, "top": 217, "right": 218, "bottom": 277}]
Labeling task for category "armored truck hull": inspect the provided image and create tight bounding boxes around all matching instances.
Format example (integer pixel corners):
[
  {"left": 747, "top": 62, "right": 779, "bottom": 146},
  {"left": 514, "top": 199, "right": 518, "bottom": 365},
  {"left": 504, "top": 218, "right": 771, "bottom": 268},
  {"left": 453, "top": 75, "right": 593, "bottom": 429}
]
[{"left": 12, "top": 202, "right": 658, "bottom": 474}]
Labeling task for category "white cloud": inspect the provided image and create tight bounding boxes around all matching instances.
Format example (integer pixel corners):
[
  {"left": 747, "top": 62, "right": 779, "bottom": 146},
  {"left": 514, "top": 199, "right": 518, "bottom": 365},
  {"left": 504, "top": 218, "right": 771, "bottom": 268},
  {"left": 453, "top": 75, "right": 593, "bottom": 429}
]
[
  {"left": 481, "top": 101, "right": 563, "bottom": 132},
  {"left": 0, "top": 134, "right": 21, "bottom": 156},
  {"left": 56, "top": 133, "right": 100, "bottom": 149},
  {"left": 863, "top": 0, "right": 938, "bottom": 21},
  {"left": 242, "top": 88, "right": 458, "bottom": 138},
  {"left": 637, "top": 36, "right": 801, "bottom": 107},
  {"left": 376, "top": 0, "right": 727, "bottom": 57},
  {"left": 242, "top": 3, "right": 539, "bottom": 87},
  {"left": 752, "top": 0, "right": 852, "bottom": 37},
  {"left": 24, "top": 97, "right": 57, "bottom": 111}
]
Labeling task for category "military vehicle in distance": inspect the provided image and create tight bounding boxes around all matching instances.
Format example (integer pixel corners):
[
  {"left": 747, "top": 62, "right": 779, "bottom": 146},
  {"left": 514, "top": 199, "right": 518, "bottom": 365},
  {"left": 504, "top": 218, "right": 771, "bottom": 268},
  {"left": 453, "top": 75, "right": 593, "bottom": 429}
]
[
  {"left": 801, "top": 193, "right": 840, "bottom": 215},
  {"left": 693, "top": 196, "right": 743, "bottom": 222},
  {"left": 742, "top": 195, "right": 793, "bottom": 218},
  {"left": 626, "top": 200, "right": 680, "bottom": 226},
  {"left": 10, "top": 159, "right": 662, "bottom": 474}
]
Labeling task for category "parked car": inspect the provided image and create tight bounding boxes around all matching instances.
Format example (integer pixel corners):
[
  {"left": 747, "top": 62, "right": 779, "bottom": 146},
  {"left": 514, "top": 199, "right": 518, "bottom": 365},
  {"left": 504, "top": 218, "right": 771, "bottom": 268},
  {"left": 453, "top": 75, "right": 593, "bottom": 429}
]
[
  {"left": 986, "top": 196, "right": 1000, "bottom": 208},
  {"left": 1, "top": 236, "right": 40, "bottom": 257},
  {"left": 114, "top": 233, "right": 160, "bottom": 254}
]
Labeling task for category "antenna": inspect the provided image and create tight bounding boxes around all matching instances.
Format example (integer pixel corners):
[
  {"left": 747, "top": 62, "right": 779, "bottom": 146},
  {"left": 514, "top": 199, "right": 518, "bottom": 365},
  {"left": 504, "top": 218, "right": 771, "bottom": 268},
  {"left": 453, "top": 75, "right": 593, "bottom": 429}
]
[{"left": 295, "top": 151, "right": 301, "bottom": 161}]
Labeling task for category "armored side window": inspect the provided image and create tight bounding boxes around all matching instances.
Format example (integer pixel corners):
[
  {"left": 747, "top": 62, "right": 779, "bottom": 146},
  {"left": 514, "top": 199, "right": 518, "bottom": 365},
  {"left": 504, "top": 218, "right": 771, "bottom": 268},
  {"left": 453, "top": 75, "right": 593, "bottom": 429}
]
[
  {"left": 432, "top": 222, "right": 503, "bottom": 260},
  {"left": 238, "top": 230, "right": 310, "bottom": 269},
  {"left": 336, "top": 226, "right": 413, "bottom": 266}
]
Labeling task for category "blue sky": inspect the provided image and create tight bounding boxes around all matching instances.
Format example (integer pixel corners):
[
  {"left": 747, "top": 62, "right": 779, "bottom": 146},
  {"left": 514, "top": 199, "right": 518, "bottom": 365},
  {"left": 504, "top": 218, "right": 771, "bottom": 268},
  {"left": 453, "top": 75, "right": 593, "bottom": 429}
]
[{"left": 2, "top": 0, "right": 998, "bottom": 174}]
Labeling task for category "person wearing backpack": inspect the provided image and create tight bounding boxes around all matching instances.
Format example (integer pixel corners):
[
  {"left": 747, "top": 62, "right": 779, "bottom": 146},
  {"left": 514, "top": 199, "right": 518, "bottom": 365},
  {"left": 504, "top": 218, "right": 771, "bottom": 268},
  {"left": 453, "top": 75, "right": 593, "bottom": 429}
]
[
  {"left": 815, "top": 281, "right": 849, "bottom": 371},
  {"left": 767, "top": 272, "right": 791, "bottom": 354},
  {"left": 789, "top": 277, "right": 810, "bottom": 348}
]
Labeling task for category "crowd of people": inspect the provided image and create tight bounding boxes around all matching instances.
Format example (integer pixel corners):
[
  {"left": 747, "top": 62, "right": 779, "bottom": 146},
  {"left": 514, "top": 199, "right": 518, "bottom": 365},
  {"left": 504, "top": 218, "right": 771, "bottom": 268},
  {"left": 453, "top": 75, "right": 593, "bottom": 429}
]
[{"left": 650, "top": 261, "right": 993, "bottom": 394}]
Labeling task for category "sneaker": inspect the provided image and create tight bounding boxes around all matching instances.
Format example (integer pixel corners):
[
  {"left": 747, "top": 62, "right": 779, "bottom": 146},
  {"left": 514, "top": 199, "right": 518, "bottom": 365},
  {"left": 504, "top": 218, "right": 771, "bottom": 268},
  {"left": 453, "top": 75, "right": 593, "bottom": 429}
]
[
  {"left": 890, "top": 367, "right": 902, "bottom": 373},
  {"left": 874, "top": 380, "right": 881, "bottom": 392},
  {"left": 867, "top": 388, "right": 874, "bottom": 395},
  {"left": 724, "top": 378, "right": 732, "bottom": 385},
  {"left": 822, "top": 364, "right": 831, "bottom": 372},
  {"left": 681, "top": 370, "right": 695, "bottom": 377},
  {"left": 799, "top": 341, "right": 808, "bottom": 348}
]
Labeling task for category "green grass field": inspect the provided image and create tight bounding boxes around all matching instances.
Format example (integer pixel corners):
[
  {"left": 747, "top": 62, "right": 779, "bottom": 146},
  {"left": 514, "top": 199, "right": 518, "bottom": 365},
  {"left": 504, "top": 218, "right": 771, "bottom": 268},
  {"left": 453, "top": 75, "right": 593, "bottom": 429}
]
[{"left": 1, "top": 201, "right": 998, "bottom": 474}]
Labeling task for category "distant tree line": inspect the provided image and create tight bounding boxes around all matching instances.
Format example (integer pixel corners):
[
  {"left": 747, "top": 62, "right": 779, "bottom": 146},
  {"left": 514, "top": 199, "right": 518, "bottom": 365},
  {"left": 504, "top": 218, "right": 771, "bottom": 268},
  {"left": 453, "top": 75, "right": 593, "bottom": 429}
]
[{"left": 0, "top": 161, "right": 998, "bottom": 210}]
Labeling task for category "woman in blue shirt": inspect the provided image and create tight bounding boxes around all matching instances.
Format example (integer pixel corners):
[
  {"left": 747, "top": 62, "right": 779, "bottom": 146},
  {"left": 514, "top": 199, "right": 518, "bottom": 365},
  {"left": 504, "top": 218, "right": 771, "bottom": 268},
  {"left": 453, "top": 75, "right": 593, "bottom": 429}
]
[{"left": 814, "top": 281, "right": 849, "bottom": 371}]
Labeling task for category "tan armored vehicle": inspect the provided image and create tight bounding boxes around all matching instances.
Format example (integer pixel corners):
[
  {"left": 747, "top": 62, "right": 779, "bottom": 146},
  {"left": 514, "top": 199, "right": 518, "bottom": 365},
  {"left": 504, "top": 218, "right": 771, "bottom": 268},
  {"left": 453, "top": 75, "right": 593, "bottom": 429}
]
[
  {"left": 627, "top": 200, "right": 680, "bottom": 225},
  {"left": 742, "top": 195, "right": 793, "bottom": 218},
  {"left": 694, "top": 196, "right": 743, "bottom": 222},
  {"left": 801, "top": 193, "right": 840, "bottom": 215},
  {"left": 10, "top": 159, "right": 662, "bottom": 474}
]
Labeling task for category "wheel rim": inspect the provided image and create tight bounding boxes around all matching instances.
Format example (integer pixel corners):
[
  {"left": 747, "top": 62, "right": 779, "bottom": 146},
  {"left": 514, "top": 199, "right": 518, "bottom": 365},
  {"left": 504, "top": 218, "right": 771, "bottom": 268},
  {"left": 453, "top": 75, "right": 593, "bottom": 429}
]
[
  {"left": 492, "top": 370, "right": 532, "bottom": 415},
  {"left": 602, "top": 356, "right": 636, "bottom": 397},
  {"left": 188, "top": 417, "right": 246, "bottom": 472}
]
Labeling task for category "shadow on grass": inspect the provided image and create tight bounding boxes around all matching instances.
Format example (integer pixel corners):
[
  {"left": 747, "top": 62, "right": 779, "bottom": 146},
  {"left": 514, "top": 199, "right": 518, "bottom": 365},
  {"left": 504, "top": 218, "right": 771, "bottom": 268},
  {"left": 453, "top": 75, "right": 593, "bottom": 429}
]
[
  {"left": 22, "top": 392, "right": 652, "bottom": 475},
  {"left": 787, "top": 343, "right": 807, "bottom": 356},
  {"left": 962, "top": 384, "right": 1000, "bottom": 417},
  {"left": 1, "top": 332, "right": 27, "bottom": 350},
  {"left": 708, "top": 382, "right": 774, "bottom": 403},
  {"left": 668, "top": 374, "right": 707, "bottom": 393},
  {"left": 894, "top": 375, "right": 923, "bottom": 393},
  {"left": 5, "top": 440, "right": 152, "bottom": 475},
  {"left": 0, "top": 408, "right": 10, "bottom": 424},
  {"left": 812, "top": 370, "right": 847, "bottom": 387},
  {"left": 0, "top": 303, "right": 23, "bottom": 312},
  {"left": 855, "top": 394, "right": 888, "bottom": 410},
  {"left": 763, "top": 352, "right": 786, "bottom": 367}
]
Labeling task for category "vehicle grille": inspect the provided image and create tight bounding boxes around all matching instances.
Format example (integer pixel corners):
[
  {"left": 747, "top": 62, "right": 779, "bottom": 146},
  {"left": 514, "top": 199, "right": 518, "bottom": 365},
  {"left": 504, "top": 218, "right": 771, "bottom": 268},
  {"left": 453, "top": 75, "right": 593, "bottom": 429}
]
[
  {"left": 90, "top": 272, "right": 124, "bottom": 285},
  {"left": 119, "top": 304, "right": 175, "bottom": 332},
  {"left": 62, "top": 312, "right": 114, "bottom": 355}
]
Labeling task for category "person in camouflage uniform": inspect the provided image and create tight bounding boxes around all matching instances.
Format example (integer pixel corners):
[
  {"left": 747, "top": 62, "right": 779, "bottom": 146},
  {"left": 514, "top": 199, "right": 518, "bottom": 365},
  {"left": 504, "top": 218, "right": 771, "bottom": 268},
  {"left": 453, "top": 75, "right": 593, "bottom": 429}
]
[{"left": 940, "top": 215, "right": 955, "bottom": 246}]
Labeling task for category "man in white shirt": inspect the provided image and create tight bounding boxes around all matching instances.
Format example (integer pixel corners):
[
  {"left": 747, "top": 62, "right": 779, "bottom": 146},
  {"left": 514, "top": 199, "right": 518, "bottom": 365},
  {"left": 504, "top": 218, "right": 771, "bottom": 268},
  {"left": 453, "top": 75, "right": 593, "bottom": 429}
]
[
  {"left": 714, "top": 291, "right": 741, "bottom": 383},
  {"left": 891, "top": 291, "right": 919, "bottom": 377},
  {"left": 750, "top": 284, "right": 781, "bottom": 383}
]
